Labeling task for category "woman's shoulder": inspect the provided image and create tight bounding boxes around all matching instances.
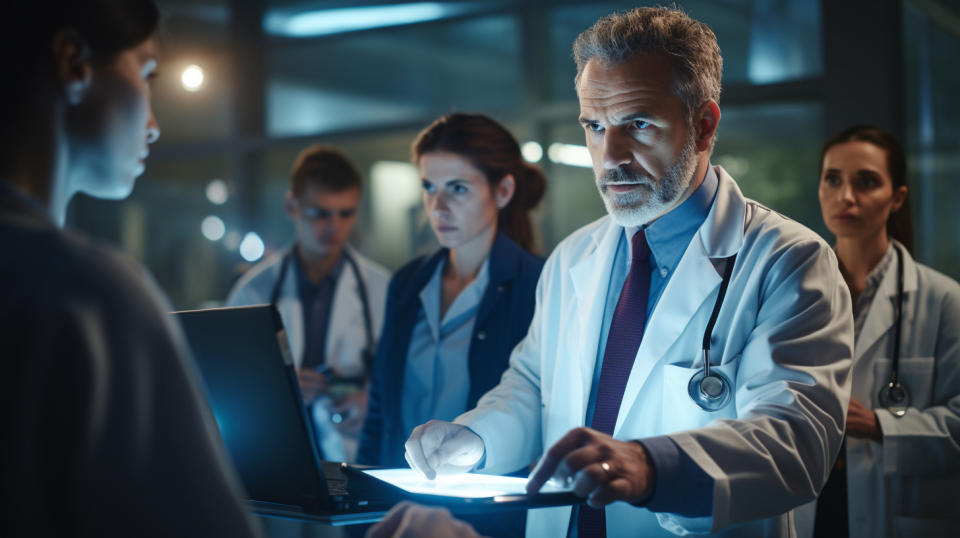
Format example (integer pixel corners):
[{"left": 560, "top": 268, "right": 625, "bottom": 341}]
[
  {"left": 491, "top": 233, "right": 545, "bottom": 275},
  {"left": 913, "top": 261, "right": 960, "bottom": 306},
  {"left": 4, "top": 222, "right": 180, "bottom": 356},
  {"left": 387, "top": 250, "right": 443, "bottom": 296},
  {"left": 393, "top": 252, "right": 435, "bottom": 278},
  {"left": 514, "top": 247, "right": 545, "bottom": 283},
  {"left": 63, "top": 231, "right": 176, "bottom": 321}
]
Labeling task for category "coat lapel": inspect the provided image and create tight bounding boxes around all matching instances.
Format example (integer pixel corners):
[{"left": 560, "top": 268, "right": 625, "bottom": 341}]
[
  {"left": 854, "top": 242, "right": 919, "bottom": 363},
  {"left": 276, "top": 253, "right": 305, "bottom": 368},
  {"left": 384, "top": 251, "right": 446, "bottom": 414},
  {"left": 475, "top": 233, "right": 521, "bottom": 329},
  {"left": 614, "top": 238, "right": 720, "bottom": 434},
  {"left": 569, "top": 220, "right": 622, "bottom": 424},
  {"left": 614, "top": 166, "right": 745, "bottom": 436}
]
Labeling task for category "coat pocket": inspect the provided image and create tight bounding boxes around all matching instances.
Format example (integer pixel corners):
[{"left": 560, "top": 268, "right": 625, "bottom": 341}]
[
  {"left": 872, "top": 356, "right": 935, "bottom": 408},
  {"left": 661, "top": 355, "right": 741, "bottom": 432}
]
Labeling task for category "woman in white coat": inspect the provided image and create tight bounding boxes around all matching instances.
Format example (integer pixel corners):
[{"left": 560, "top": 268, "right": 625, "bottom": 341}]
[{"left": 805, "top": 125, "right": 960, "bottom": 537}]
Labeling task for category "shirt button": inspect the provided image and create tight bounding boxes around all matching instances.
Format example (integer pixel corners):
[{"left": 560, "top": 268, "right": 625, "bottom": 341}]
[
  {"left": 496, "top": 285, "right": 505, "bottom": 292},
  {"left": 476, "top": 331, "right": 487, "bottom": 340},
  {"left": 660, "top": 267, "right": 668, "bottom": 277}
]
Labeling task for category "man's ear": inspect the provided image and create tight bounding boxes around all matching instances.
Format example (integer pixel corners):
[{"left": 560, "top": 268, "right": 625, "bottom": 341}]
[
  {"left": 495, "top": 174, "right": 516, "bottom": 209},
  {"left": 52, "top": 29, "right": 92, "bottom": 105},
  {"left": 694, "top": 100, "right": 721, "bottom": 153}
]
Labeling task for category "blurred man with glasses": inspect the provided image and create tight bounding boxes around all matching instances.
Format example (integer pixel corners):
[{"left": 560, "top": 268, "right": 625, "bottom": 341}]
[{"left": 227, "top": 145, "right": 390, "bottom": 462}]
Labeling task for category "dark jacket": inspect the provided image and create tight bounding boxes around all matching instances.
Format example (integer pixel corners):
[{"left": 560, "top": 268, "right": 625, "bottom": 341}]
[{"left": 358, "top": 232, "right": 544, "bottom": 467}]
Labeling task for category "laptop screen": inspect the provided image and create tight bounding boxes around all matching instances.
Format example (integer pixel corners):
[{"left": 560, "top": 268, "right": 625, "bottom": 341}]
[{"left": 175, "top": 305, "right": 328, "bottom": 511}]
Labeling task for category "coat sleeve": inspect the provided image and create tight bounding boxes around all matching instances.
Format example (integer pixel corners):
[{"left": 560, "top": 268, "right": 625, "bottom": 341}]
[
  {"left": 876, "top": 276, "right": 960, "bottom": 476},
  {"left": 453, "top": 251, "right": 555, "bottom": 475},
  {"left": 658, "top": 240, "right": 854, "bottom": 534}
]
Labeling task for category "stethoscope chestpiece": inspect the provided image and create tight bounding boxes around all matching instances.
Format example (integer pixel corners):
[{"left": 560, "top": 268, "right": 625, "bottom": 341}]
[
  {"left": 688, "top": 368, "right": 732, "bottom": 412},
  {"left": 878, "top": 381, "right": 910, "bottom": 417}
]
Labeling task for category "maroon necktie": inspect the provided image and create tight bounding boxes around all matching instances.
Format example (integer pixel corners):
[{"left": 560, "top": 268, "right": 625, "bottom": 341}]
[{"left": 578, "top": 230, "right": 651, "bottom": 538}]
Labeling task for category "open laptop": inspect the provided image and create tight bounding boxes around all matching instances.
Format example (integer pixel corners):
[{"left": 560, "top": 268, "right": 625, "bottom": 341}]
[{"left": 173, "top": 305, "right": 578, "bottom": 525}]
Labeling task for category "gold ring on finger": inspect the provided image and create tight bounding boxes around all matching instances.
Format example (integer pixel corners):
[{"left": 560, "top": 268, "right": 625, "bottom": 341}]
[{"left": 600, "top": 461, "right": 612, "bottom": 477}]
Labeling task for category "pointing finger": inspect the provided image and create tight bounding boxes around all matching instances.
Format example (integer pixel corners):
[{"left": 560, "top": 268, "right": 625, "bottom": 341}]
[
  {"left": 404, "top": 427, "right": 436, "bottom": 480},
  {"left": 527, "top": 428, "right": 591, "bottom": 494}
]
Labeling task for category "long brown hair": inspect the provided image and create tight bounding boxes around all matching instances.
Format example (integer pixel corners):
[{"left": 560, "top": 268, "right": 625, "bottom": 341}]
[
  {"left": 820, "top": 125, "right": 914, "bottom": 255},
  {"left": 412, "top": 113, "right": 547, "bottom": 253}
]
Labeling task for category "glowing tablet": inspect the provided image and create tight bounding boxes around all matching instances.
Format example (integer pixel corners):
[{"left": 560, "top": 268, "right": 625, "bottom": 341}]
[{"left": 360, "top": 468, "right": 572, "bottom": 499}]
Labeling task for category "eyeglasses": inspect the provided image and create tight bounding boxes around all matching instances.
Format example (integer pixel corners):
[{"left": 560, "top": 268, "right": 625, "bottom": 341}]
[{"left": 299, "top": 205, "right": 357, "bottom": 221}]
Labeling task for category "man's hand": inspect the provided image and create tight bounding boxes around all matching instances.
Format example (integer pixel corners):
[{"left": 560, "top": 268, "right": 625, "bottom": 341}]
[
  {"left": 526, "top": 427, "right": 654, "bottom": 508},
  {"left": 331, "top": 390, "right": 367, "bottom": 435},
  {"left": 846, "top": 397, "right": 883, "bottom": 442},
  {"left": 366, "top": 502, "right": 483, "bottom": 538},
  {"left": 404, "top": 420, "right": 485, "bottom": 480},
  {"left": 296, "top": 369, "right": 329, "bottom": 403}
]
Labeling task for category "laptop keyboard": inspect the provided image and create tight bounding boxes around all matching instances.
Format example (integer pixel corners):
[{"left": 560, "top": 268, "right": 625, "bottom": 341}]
[{"left": 326, "top": 477, "right": 349, "bottom": 497}]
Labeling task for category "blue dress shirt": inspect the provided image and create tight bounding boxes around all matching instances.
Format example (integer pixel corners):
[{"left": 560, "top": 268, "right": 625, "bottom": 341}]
[
  {"left": 586, "top": 166, "right": 719, "bottom": 518},
  {"left": 294, "top": 254, "right": 344, "bottom": 369},
  {"left": 401, "top": 258, "right": 490, "bottom": 439}
]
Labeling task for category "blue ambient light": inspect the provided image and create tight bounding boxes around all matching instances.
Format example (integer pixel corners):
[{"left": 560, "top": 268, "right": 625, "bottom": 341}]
[{"left": 264, "top": 2, "right": 485, "bottom": 38}]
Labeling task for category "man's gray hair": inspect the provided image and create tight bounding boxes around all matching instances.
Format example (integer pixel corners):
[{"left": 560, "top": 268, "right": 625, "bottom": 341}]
[{"left": 573, "top": 7, "right": 723, "bottom": 123}]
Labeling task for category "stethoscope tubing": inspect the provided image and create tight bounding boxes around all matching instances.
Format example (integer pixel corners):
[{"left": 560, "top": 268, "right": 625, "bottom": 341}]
[
  {"left": 891, "top": 244, "right": 904, "bottom": 387},
  {"left": 877, "top": 244, "right": 910, "bottom": 416},
  {"left": 269, "top": 247, "right": 376, "bottom": 372},
  {"left": 702, "top": 254, "right": 737, "bottom": 378},
  {"left": 689, "top": 254, "right": 737, "bottom": 411}
]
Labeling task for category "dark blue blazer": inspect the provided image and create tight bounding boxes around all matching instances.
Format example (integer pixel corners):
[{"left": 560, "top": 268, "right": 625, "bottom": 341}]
[{"left": 358, "top": 233, "right": 544, "bottom": 466}]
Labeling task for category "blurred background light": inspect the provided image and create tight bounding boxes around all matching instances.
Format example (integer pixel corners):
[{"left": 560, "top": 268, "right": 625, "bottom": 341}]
[
  {"left": 370, "top": 161, "right": 421, "bottom": 264},
  {"left": 239, "top": 232, "right": 265, "bottom": 262},
  {"left": 201, "top": 216, "right": 226, "bottom": 241},
  {"left": 521, "top": 141, "right": 543, "bottom": 163},
  {"left": 181, "top": 64, "right": 205, "bottom": 92},
  {"left": 547, "top": 143, "right": 593, "bottom": 168},
  {"left": 714, "top": 155, "right": 751, "bottom": 178},
  {"left": 205, "top": 179, "right": 229, "bottom": 205},
  {"left": 263, "top": 2, "right": 487, "bottom": 38},
  {"left": 223, "top": 230, "right": 241, "bottom": 251}
]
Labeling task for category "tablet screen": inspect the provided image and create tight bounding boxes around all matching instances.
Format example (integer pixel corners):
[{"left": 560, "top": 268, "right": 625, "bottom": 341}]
[{"left": 360, "top": 469, "right": 573, "bottom": 499}]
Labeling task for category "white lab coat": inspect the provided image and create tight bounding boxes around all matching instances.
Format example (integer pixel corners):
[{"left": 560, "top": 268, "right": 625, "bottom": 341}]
[
  {"left": 456, "top": 167, "right": 854, "bottom": 537},
  {"left": 796, "top": 242, "right": 960, "bottom": 537},
  {"left": 226, "top": 244, "right": 390, "bottom": 378}
]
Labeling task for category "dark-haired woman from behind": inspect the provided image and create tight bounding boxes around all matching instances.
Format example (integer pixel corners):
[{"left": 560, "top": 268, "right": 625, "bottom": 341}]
[
  {"left": 797, "top": 125, "right": 960, "bottom": 538},
  {"left": 0, "top": 1, "right": 259, "bottom": 536},
  {"left": 358, "top": 113, "right": 547, "bottom": 537}
]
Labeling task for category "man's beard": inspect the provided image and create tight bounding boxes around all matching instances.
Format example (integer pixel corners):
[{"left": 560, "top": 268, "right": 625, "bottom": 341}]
[{"left": 597, "top": 136, "right": 699, "bottom": 227}]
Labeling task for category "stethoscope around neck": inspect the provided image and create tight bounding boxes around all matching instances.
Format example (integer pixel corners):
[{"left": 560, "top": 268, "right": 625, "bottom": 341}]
[
  {"left": 270, "top": 247, "right": 376, "bottom": 373},
  {"left": 876, "top": 245, "right": 910, "bottom": 417},
  {"left": 688, "top": 254, "right": 737, "bottom": 411}
]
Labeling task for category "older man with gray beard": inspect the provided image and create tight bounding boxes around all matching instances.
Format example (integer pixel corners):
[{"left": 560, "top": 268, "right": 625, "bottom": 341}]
[{"left": 397, "top": 7, "right": 853, "bottom": 538}]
